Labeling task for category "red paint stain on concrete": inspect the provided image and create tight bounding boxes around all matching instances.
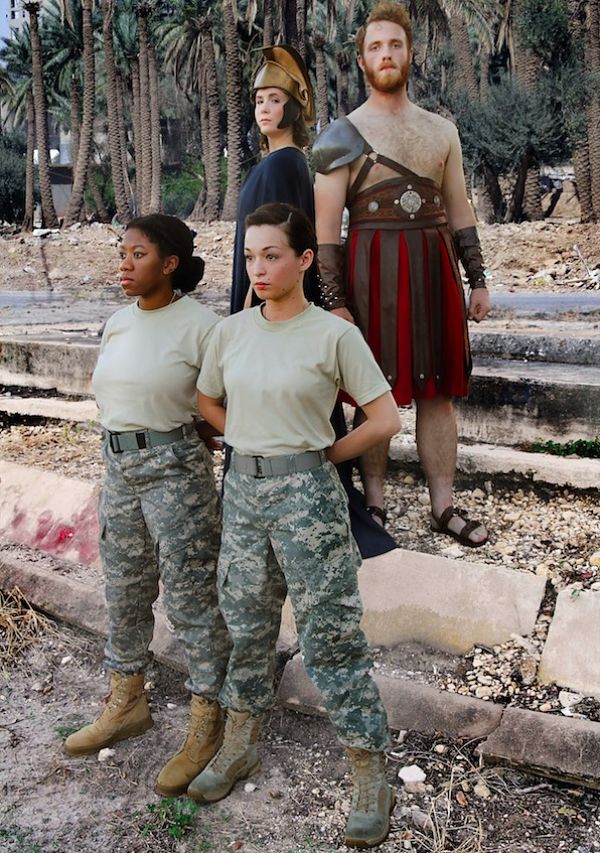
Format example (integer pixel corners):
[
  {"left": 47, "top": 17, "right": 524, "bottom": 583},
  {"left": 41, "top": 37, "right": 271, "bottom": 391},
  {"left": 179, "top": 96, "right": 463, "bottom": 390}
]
[{"left": 9, "top": 493, "right": 100, "bottom": 565}]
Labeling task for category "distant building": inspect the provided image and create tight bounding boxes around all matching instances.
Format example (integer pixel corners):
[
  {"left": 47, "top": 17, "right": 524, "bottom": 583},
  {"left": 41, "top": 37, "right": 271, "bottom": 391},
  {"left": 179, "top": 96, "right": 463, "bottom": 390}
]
[{"left": 8, "top": 0, "right": 27, "bottom": 35}]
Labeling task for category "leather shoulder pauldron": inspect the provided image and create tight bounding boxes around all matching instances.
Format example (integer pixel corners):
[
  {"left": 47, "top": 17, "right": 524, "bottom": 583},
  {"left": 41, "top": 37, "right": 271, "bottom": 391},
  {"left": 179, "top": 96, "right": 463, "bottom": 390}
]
[{"left": 313, "top": 117, "right": 366, "bottom": 174}]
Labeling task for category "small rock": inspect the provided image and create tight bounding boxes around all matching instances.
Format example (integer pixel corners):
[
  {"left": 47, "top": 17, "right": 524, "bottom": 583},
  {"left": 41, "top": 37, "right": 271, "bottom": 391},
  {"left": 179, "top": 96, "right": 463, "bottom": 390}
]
[
  {"left": 418, "top": 493, "right": 430, "bottom": 506},
  {"left": 474, "top": 780, "right": 491, "bottom": 799},
  {"left": 475, "top": 685, "right": 493, "bottom": 699},
  {"left": 433, "top": 744, "right": 447, "bottom": 754},
  {"left": 442, "top": 544, "right": 464, "bottom": 559},
  {"left": 60, "top": 656, "right": 72, "bottom": 665},
  {"left": 403, "top": 475, "right": 415, "bottom": 485},
  {"left": 396, "top": 730, "right": 408, "bottom": 744},
  {"left": 410, "top": 807, "right": 434, "bottom": 832},
  {"left": 244, "top": 782, "right": 257, "bottom": 793},
  {"left": 518, "top": 656, "right": 538, "bottom": 686},
  {"left": 559, "top": 690, "right": 584, "bottom": 709},
  {"left": 166, "top": 702, "right": 177, "bottom": 709},
  {"left": 32, "top": 681, "right": 43, "bottom": 692},
  {"left": 539, "top": 702, "right": 552, "bottom": 712},
  {"left": 404, "top": 781, "right": 427, "bottom": 795},
  {"left": 590, "top": 552, "right": 600, "bottom": 568},
  {"left": 98, "top": 748, "right": 115, "bottom": 762},
  {"left": 398, "top": 764, "right": 426, "bottom": 785},
  {"left": 471, "top": 488, "right": 486, "bottom": 500}
]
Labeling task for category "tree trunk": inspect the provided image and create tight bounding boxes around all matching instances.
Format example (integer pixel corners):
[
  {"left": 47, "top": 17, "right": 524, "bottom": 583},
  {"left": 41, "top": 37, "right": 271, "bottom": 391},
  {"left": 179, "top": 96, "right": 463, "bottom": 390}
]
[
  {"left": 130, "top": 60, "right": 143, "bottom": 214},
  {"left": 89, "top": 165, "right": 110, "bottom": 222},
  {"left": 191, "top": 54, "right": 208, "bottom": 220},
  {"left": 479, "top": 42, "right": 490, "bottom": 100},
  {"left": 283, "top": 0, "right": 299, "bottom": 48},
  {"left": 449, "top": 13, "right": 478, "bottom": 99},
  {"left": 116, "top": 70, "right": 132, "bottom": 208},
  {"left": 567, "top": 0, "right": 594, "bottom": 222},
  {"left": 70, "top": 76, "right": 80, "bottom": 168},
  {"left": 102, "top": 0, "right": 130, "bottom": 223},
  {"left": 148, "top": 42, "right": 162, "bottom": 213},
  {"left": 222, "top": 0, "right": 243, "bottom": 220},
  {"left": 263, "top": 0, "right": 273, "bottom": 46},
  {"left": 23, "top": 89, "right": 35, "bottom": 231},
  {"left": 65, "top": 0, "right": 96, "bottom": 226},
  {"left": 296, "top": 0, "right": 306, "bottom": 61},
  {"left": 314, "top": 35, "right": 329, "bottom": 127},
  {"left": 586, "top": 0, "right": 600, "bottom": 220},
  {"left": 512, "top": 0, "right": 543, "bottom": 221},
  {"left": 137, "top": 8, "right": 153, "bottom": 215},
  {"left": 336, "top": 55, "right": 349, "bottom": 117},
  {"left": 199, "top": 18, "right": 221, "bottom": 220},
  {"left": 24, "top": 3, "right": 58, "bottom": 227},
  {"left": 506, "top": 147, "right": 532, "bottom": 222}
]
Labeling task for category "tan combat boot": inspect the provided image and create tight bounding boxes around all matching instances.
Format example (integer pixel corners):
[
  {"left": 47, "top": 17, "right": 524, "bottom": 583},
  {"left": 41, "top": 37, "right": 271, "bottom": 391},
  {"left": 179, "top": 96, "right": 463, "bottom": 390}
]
[
  {"left": 64, "top": 672, "right": 153, "bottom": 757},
  {"left": 155, "top": 695, "right": 224, "bottom": 796},
  {"left": 186, "top": 709, "right": 262, "bottom": 803},
  {"left": 344, "top": 748, "right": 396, "bottom": 849}
]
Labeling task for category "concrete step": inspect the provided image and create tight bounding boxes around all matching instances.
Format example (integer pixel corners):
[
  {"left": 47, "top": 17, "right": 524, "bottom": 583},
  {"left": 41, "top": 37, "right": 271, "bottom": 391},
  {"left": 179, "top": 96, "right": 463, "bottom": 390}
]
[
  {"left": 0, "top": 393, "right": 98, "bottom": 422},
  {"left": 390, "top": 436, "right": 600, "bottom": 491},
  {"left": 458, "top": 358, "right": 600, "bottom": 445},
  {"left": 0, "top": 336, "right": 98, "bottom": 395},
  {"left": 471, "top": 324, "right": 600, "bottom": 366}
]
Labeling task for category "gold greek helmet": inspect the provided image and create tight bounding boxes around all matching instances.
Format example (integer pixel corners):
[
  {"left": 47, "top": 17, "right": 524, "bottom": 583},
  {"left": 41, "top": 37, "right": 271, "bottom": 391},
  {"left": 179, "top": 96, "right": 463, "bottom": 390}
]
[{"left": 253, "top": 45, "right": 315, "bottom": 125}]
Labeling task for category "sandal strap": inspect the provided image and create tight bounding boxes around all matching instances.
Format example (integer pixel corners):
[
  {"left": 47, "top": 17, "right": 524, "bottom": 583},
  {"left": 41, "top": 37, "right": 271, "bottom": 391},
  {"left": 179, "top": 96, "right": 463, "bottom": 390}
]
[
  {"left": 366, "top": 505, "right": 387, "bottom": 525},
  {"left": 436, "top": 506, "right": 456, "bottom": 530}
]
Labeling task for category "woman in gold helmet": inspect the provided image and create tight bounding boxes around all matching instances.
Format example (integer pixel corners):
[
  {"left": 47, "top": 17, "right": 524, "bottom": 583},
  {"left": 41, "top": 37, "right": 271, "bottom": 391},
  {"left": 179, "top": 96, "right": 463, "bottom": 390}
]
[{"left": 230, "top": 44, "right": 317, "bottom": 313}]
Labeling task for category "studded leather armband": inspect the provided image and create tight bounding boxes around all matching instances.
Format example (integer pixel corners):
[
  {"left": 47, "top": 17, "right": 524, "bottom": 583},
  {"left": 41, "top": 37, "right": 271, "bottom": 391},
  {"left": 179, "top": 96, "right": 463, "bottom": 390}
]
[
  {"left": 316, "top": 243, "right": 347, "bottom": 310},
  {"left": 453, "top": 226, "right": 487, "bottom": 290}
]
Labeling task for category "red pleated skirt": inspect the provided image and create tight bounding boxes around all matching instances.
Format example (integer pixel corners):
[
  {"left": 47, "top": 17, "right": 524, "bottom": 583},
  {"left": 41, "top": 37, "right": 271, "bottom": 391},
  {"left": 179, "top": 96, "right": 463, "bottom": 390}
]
[{"left": 346, "top": 225, "right": 471, "bottom": 406}]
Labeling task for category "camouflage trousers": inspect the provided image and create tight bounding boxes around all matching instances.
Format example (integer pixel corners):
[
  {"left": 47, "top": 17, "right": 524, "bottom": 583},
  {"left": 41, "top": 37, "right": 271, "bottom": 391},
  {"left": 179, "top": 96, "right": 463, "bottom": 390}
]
[
  {"left": 218, "top": 461, "right": 390, "bottom": 752},
  {"left": 99, "top": 432, "right": 231, "bottom": 699}
]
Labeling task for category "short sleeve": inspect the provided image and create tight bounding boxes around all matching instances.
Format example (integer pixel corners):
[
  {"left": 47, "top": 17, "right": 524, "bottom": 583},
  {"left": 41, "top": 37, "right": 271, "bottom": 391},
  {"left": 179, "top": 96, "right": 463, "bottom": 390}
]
[
  {"left": 336, "top": 326, "right": 391, "bottom": 405},
  {"left": 196, "top": 326, "right": 225, "bottom": 399},
  {"left": 196, "top": 313, "right": 220, "bottom": 365}
]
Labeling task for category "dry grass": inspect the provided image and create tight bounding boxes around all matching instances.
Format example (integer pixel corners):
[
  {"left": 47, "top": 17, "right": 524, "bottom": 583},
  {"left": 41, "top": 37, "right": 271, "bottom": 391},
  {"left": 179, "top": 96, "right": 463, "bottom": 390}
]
[{"left": 0, "top": 586, "right": 52, "bottom": 668}]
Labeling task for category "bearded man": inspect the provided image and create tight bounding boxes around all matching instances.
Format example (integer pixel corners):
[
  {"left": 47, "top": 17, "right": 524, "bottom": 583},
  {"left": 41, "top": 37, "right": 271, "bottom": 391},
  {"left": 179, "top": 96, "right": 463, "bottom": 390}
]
[{"left": 313, "top": 0, "right": 490, "bottom": 547}]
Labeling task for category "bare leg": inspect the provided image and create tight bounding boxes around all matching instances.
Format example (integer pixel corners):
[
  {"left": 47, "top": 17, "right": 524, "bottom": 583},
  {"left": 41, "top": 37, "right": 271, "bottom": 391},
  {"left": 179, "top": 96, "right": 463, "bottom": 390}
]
[
  {"left": 353, "top": 407, "right": 390, "bottom": 524},
  {"left": 415, "top": 396, "right": 487, "bottom": 544}
]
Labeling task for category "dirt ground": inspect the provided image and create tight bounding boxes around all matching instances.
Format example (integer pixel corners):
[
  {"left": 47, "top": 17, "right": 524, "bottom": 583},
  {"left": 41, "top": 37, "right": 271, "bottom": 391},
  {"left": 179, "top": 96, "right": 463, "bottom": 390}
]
[
  {"left": 0, "top": 219, "right": 598, "bottom": 300},
  {"left": 2, "top": 616, "right": 600, "bottom": 853}
]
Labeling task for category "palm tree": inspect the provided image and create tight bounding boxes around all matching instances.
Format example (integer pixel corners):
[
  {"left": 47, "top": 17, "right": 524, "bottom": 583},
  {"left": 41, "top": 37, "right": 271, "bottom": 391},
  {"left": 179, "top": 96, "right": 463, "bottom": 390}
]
[
  {"left": 0, "top": 30, "right": 35, "bottom": 228},
  {"left": 23, "top": 1, "right": 59, "bottom": 227},
  {"left": 567, "top": 0, "right": 594, "bottom": 222},
  {"left": 586, "top": 0, "right": 600, "bottom": 220},
  {"left": 221, "top": 0, "right": 243, "bottom": 220},
  {"left": 101, "top": 0, "right": 131, "bottom": 222},
  {"left": 136, "top": 0, "right": 153, "bottom": 214},
  {"left": 148, "top": 37, "right": 162, "bottom": 213}
]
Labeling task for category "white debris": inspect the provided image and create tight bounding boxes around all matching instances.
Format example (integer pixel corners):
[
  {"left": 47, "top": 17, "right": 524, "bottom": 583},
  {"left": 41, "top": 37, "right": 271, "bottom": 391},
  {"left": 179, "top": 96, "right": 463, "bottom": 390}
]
[
  {"left": 398, "top": 764, "right": 426, "bottom": 785},
  {"left": 98, "top": 748, "right": 115, "bottom": 762},
  {"left": 243, "top": 782, "right": 257, "bottom": 793}
]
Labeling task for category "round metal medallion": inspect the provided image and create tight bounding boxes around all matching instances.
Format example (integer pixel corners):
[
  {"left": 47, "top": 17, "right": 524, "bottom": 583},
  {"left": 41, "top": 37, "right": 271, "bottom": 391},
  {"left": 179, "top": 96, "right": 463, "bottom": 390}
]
[
  {"left": 400, "top": 190, "right": 422, "bottom": 214},
  {"left": 367, "top": 200, "right": 379, "bottom": 213},
  {"left": 434, "top": 195, "right": 441, "bottom": 207}
]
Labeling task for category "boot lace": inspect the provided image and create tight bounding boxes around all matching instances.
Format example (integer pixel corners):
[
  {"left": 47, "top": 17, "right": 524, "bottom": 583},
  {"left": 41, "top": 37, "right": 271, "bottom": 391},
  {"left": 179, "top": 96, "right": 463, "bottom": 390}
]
[
  {"left": 209, "top": 715, "right": 249, "bottom": 773},
  {"left": 350, "top": 753, "right": 383, "bottom": 813}
]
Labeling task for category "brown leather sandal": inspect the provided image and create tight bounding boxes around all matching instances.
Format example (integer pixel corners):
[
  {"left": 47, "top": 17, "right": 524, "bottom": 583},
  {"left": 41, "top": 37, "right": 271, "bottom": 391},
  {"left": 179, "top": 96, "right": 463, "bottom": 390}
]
[
  {"left": 366, "top": 506, "right": 387, "bottom": 527},
  {"left": 430, "top": 506, "right": 488, "bottom": 548}
]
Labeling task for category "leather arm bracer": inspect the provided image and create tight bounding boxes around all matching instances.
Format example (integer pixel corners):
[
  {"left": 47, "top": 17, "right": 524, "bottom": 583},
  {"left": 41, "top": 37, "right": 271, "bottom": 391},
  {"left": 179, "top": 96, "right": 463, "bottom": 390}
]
[
  {"left": 316, "top": 243, "right": 347, "bottom": 310},
  {"left": 453, "top": 226, "right": 487, "bottom": 290}
]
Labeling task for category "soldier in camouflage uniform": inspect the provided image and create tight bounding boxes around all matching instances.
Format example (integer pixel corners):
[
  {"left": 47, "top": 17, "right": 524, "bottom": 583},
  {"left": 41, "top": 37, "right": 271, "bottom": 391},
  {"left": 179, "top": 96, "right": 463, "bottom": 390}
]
[
  {"left": 64, "top": 215, "right": 232, "bottom": 799},
  {"left": 195, "top": 203, "right": 402, "bottom": 849}
]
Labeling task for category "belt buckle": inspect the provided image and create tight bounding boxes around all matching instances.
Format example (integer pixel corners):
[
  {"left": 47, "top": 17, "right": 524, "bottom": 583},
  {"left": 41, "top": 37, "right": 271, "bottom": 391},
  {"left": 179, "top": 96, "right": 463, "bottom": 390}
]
[
  {"left": 253, "top": 455, "right": 265, "bottom": 478},
  {"left": 135, "top": 431, "right": 148, "bottom": 450}
]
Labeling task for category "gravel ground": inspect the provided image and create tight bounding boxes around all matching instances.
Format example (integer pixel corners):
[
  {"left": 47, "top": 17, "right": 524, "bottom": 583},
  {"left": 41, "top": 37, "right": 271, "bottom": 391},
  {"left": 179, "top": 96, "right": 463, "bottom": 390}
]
[{"left": 2, "top": 618, "right": 600, "bottom": 853}]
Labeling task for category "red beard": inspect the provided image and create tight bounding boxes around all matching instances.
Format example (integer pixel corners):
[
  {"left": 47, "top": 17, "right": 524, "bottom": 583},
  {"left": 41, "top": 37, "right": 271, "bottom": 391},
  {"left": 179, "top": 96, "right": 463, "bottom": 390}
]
[{"left": 363, "top": 59, "right": 410, "bottom": 93}]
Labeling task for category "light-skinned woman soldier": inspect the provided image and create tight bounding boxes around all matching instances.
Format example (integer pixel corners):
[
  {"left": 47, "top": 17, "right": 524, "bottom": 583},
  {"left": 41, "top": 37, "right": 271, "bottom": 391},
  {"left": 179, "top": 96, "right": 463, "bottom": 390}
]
[
  {"left": 195, "top": 203, "right": 401, "bottom": 850},
  {"left": 63, "top": 214, "right": 232, "bottom": 799}
]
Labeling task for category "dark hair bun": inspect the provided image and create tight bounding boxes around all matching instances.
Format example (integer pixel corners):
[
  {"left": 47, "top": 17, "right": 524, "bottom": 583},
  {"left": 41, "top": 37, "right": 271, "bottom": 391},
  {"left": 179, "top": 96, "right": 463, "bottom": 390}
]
[{"left": 174, "top": 255, "right": 205, "bottom": 293}]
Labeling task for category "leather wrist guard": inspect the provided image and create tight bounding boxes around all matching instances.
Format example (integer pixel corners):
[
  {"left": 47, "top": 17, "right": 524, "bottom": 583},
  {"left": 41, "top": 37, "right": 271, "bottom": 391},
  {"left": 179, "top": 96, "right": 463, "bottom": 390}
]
[
  {"left": 453, "top": 226, "right": 487, "bottom": 290},
  {"left": 316, "top": 243, "right": 347, "bottom": 309}
]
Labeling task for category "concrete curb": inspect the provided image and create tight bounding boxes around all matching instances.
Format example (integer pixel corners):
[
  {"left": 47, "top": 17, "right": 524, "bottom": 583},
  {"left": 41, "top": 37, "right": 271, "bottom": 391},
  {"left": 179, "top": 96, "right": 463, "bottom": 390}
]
[
  {"left": 279, "top": 655, "right": 600, "bottom": 790},
  {"left": 389, "top": 437, "right": 600, "bottom": 491},
  {"left": 0, "top": 553, "right": 186, "bottom": 673},
  {"left": 476, "top": 707, "right": 600, "bottom": 791}
]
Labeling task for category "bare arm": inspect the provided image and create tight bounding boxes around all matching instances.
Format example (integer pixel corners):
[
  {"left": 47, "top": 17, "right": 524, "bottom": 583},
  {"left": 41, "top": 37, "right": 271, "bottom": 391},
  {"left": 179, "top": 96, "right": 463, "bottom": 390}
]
[
  {"left": 441, "top": 126, "right": 477, "bottom": 232},
  {"left": 327, "top": 392, "right": 401, "bottom": 465},
  {"left": 197, "top": 392, "right": 226, "bottom": 436},
  {"left": 442, "top": 126, "right": 491, "bottom": 323}
]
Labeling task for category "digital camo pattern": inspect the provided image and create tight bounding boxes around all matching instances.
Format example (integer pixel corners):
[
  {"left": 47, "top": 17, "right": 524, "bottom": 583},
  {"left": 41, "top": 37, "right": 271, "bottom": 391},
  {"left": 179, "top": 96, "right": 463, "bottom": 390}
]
[
  {"left": 99, "top": 434, "right": 231, "bottom": 698},
  {"left": 218, "top": 462, "right": 390, "bottom": 751}
]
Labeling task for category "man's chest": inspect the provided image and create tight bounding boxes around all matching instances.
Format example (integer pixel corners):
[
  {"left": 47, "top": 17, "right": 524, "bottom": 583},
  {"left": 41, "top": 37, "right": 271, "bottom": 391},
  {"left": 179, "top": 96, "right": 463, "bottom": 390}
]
[{"left": 349, "top": 117, "right": 449, "bottom": 187}]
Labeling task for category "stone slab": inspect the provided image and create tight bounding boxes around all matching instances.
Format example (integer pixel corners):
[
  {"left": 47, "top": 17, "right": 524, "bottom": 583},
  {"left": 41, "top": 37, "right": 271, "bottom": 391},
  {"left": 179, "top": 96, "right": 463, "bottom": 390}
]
[
  {"left": 0, "top": 553, "right": 187, "bottom": 673},
  {"left": 539, "top": 587, "right": 600, "bottom": 699},
  {"left": 278, "top": 654, "right": 503, "bottom": 740},
  {"left": 0, "top": 461, "right": 100, "bottom": 567},
  {"left": 357, "top": 548, "right": 545, "bottom": 654},
  {"left": 389, "top": 437, "right": 600, "bottom": 491},
  {"left": 470, "top": 328, "right": 600, "bottom": 366},
  {"left": 476, "top": 706, "right": 600, "bottom": 790},
  {"left": 0, "top": 337, "right": 99, "bottom": 395},
  {"left": 0, "top": 395, "right": 98, "bottom": 422}
]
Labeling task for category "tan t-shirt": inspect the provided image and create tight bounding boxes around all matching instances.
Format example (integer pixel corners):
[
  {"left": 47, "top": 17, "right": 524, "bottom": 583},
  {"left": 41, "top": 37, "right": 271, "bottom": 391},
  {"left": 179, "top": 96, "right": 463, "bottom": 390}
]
[
  {"left": 197, "top": 303, "right": 390, "bottom": 456},
  {"left": 93, "top": 296, "right": 219, "bottom": 432}
]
